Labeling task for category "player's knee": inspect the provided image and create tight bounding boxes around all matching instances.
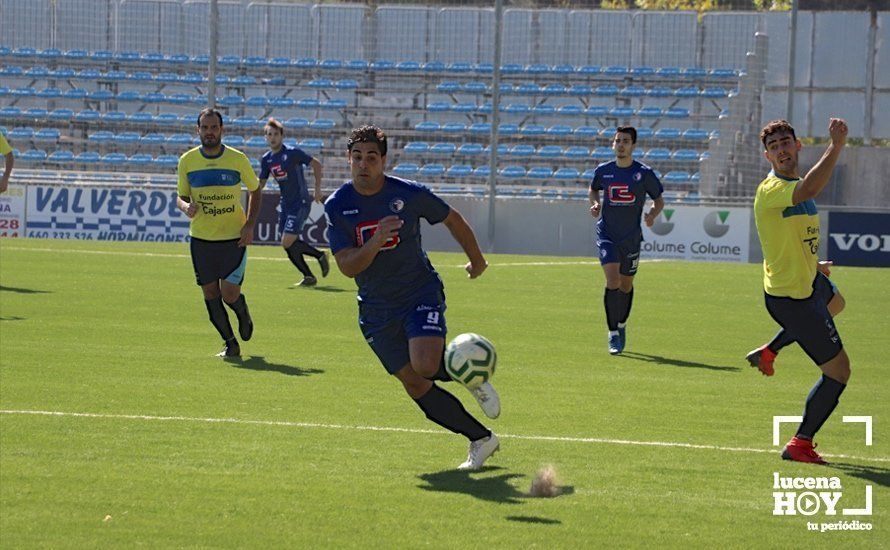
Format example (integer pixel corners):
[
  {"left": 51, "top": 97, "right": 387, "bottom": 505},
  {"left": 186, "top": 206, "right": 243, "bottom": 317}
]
[
  {"left": 399, "top": 375, "right": 431, "bottom": 399},
  {"left": 411, "top": 359, "right": 439, "bottom": 379},
  {"left": 826, "top": 354, "right": 851, "bottom": 384}
]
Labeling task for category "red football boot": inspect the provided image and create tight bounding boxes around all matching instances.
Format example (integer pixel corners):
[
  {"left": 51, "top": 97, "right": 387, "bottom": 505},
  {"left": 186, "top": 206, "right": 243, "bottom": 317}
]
[
  {"left": 746, "top": 345, "right": 776, "bottom": 376},
  {"left": 781, "top": 436, "right": 828, "bottom": 465}
]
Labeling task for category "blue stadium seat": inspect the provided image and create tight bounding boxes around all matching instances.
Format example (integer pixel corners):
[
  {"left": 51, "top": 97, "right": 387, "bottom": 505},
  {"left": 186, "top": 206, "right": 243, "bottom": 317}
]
[
  {"left": 420, "top": 164, "right": 446, "bottom": 177},
  {"left": 102, "top": 153, "right": 128, "bottom": 166},
  {"left": 546, "top": 125, "right": 572, "bottom": 137},
  {"left": 75, "top": 68, "right": 102, "bottom": 80},
  {"left": 142, "top": 133, "right": 167, "bottom": 146},
  {"left": 167, "top": 134, "right": 192, "bottom": 146},
  {"left": 463, "top": 81, "right": 487, "bottom": 93},
  {"left": 441, "top": 122, "right": 466, "bottom": 134},
  {"left": 637, "top": 107, "right": 662, "bottom": 118},
  {"left": 322, "top": 99, "right": 347, "bottom": 110},
  {"left": 426, "top": 102, "right": 450, "bottom": 113},
  {"left": 578, "top": 65, "right": 601, "bottom": 75},
  {"left": 12, "top": 87, "right": 36, "bottom": 97},
  {"left": 603, "top": 65, "right": 628, "bottom": 77},
  {"left": 156, "top": 72, "right": 179, "bottom": 83},
  {"left": 663, "top": 171, "right": 691, "bottom": 184},
  {"left": 533, "top": 104, "right": 556, "bottom": 116},
  {"left": 477, "top": 103, "right": 493, "bottom": 114},
  {"left": 285, "top": 118, "right": 310, "bottom": 129},
  {"left": 128, "top": 113, "right": 153, "bottom": 124},
  {"left": 219, "top": 95, "right": 244, "bottom": 107},
  {"left": 37, "top": 48, "right": 61, "bottom": 60},
  {"left": 415, "top": 121, "right": 440, "bottom": 132},
  {"left": 499, "top": 165, "right": 526, "bottom": 179},
  {"left": 631, "top": 66, "right": 655, "bottom": 77},
  {"left": 22, "top": 108, "right": 47, "bottom": 119},
  {"left": 557, "top": 105, "right": 583, "bottom": 117},
  {"left": 300, "top": 139, "right": 324, "bottom": 152},
  {"left": 142, "top": 92, "right": 166, "bottom": 103},
  {"left": 115, "top": 132, "right": 140, "bottom": 145},
  {"left": 468, "top": 122, "right": 491, "bottom": 135},
  {"left": 621, "top": 85, "right": 646, "bottom": 97},
  {"left": 309, "top": 119, "right": 335, "bottom": 130},
  {"left": 445, "top": 62, "right": 472, "bottom": 74},
  {"left": 336, "top": 79, "right": 359, "bottom": 90},
  {"left": 308, "top": 78, "right": 334, "bottom": 89},
  {"left": 473, "top": 165, "right": 491, "bottom": 178},
  {"left": 682, "top": 128, "right": 709, "bottom": 141},
  {"left": 520, "top": 125, "right": 545, "bottom": 137},
  {"left": 34, "top": 128, "right": 60, "bottom": 142},
  {"left": 297, "top": 98, "right": 319, "bottom": 110},
  {"left": 655, "top": 128, "right": 681, "bottom": 140},
  {"left": 675, "top": 87, "right": 699, "bottom": 98},
  {"left": 585, "top": 106, "right": 607, "bottom": 117},
  {"left": 574, "top": 126, "right": 599, "bottom": 138},
  {"left": 64, "top": 49, "right": 87, "bottom": 61},
  {"left": 100, "top": 111, "right": 126, "bottom": 123},
  {"left": 430, "top": 143, "right": 457, "bottom": 156},
  {"left": 582, "top": 168, "right": 598, "bottom": 179},
  {"left": 682, "top": 67, "right": 708, "bottom": 79},
  {"left": 154, "top": 155, "right": 179, "bottom": 168},
  {"left": 537, "top": 145, "right": 563, "bottom": 158},
  {"left": 527, "top": 167, "right": 553, "bottom": 180},
  {"left": 437, "top": 81, "right": 460, "bottom": 93},
  {"left": 672, "top": 149, "right": 700, "bottom": 162},
  {"left": 49, "top": 108, "right": 74, "bottom": 121},
  {"left": 710, "top": 68, "right": 737, "bottom": 79},
  {"left": 636, "top": 128, "right": 655, "bottom": 140},
  {"left": 701, "top": 87, "right": 728, "bottom": 98},
  {"left": 508, "top": 145, "right": 535, "bottom": 158},
  {"left": 446, "top": 164, "right": 473, "bottom": 178},
  {"left": 154, "top": 113, "right": 180, "bottom": 126},
  {"left": 106, "top": 70, "right": 127, "bottom": 81},
  {"left": 592, "top": 147, "right": 613, "bottom": 161},
  {"left": 503, "top": 103, "right": 530, "bottom": 114},
  {"left": 666, "top": 107, "right": 690, "bottom": 118},
  {"left": 646, "top": 86, "right": 673, "bottom": 98},
  {"left": 232, "top": 76, "right": 256, "bottom": 86},
  {"left": 609, "top": 107, "right": 634, "bottom": 118},
  {"left": 269, "top": 97, "right": 295, "bottom": 108},
  {"left": 457, "top": 143, "right": 484, "bottom": 156},
  {"left": 404, "top": 142, "right": 430, "bottom": 154},
  {"left": 396, "top": 61, "right": 421, "bottom": 72},
  {"left": 565, "top": 146, "right": 589, "bottom": 159},
  {"left": 37, "top": 87, "right": 62, "bottom": 99},
  {"left": 0, "top": 66, "right": 23, "bottom": 77},
  {"left": 47, "top": 150, "right": 75, "bottom": 163},
  {"left": 451, "top": 103, "right": 476, "bottom": 113},
  {"left": 116, "top": 91, "right": 142, "bottom": 102},
  {"left": 75, "top": 151, "right": 101, "bottom": 165},
  {"left": 245, "top": 136, "right": 267, "bottom": 149},
  {"left": 9, "top": 127, "right": 34, "bottom": 140},
  {"left": 223, "top": 135, "right": 245, "bottom": 147},
  {"left": 554, "top": 167, "right": 581, "bottom": 180},
  {"left": 645, "top": 148, "right": 671, "bottom": 161},
  {"left": 393, "top": 163, "right": 419, "bottom": 177},
  {"left": 542, "top": 84, "right": 567, "bottom": 96},
  {"left": 498, "top": 124, "right": 519, "bottom": 136},
  {"left": 344, "top": 60, "right": 368, "bottom": 71},
  {"left": 371, "top": 60, "right": 396, "bottom": 71},
  {"left": 88, "top": 131, "right": 115, "bottom": 144}
]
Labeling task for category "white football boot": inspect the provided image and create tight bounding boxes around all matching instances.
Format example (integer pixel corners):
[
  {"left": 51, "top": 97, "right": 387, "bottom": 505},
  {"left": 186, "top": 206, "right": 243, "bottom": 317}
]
[
  {"left": 457, "top": 433, "right": 500, "bottom": 471},
  {"left": 468, "top": 381, "right": 500, "bottom": 419}
]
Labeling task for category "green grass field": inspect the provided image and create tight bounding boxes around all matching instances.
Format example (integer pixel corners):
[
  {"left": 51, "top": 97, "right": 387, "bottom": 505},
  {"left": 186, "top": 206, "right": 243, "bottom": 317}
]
[{"left": 1, "top": 238, "right": 887, "bottom": 548}]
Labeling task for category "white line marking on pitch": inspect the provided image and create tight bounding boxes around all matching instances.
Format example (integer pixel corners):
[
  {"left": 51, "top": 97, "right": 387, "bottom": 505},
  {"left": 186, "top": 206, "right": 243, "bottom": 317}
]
[
  {"left": 0, "top": 246, "right": 601, "bottom": 267},
  {"left": 2, "top": 409, "right": 886, "bottom": 463}
]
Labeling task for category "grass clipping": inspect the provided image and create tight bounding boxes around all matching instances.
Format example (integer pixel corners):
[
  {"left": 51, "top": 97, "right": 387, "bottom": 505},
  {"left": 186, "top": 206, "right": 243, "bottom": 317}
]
[{"left": 529, "top": 464, "right": 561, "bottom": 498}]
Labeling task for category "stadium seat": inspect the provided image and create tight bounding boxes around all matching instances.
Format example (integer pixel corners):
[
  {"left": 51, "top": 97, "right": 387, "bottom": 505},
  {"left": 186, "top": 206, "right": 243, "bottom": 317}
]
[
  {"left": 565, "top": 146, "right": 589, "bottom": 159},
  {"left": 520, "top": 125, "right": 545, "bottom": 137},
  {"left": 473, "top": 165, "right": 491, "bottom": 178},
  {"left": 637, "top": 107, "right": 662, "bottom": 118},
  {"left": 537, "top": 145, "right": 563, "bottom": 158},
  {"left": 663, "top": 171, "right": 691, "bottom": 184},
  {"left": 285, "top": 118, "right": 309, "bottom": 129},
  {"left": 446, "top": 164, "right": 473, "bottom": 178},
  {"left": 441, "top": 122, "right": 466, "bottom": 134},
  {"left": 585, "top": 106, "right": 608, "bottom": 117},
  {"left": 75, "top": 151, "right": 100, "bottom": 165},
  {"left": 9, "top": 127, "right": 34, "bottom": 140},
  {"left": 142, "top": 133, "right": 167, "bottom": 146},
  {"left": 167, "top": 134, "right": 193, "bottom": 146},
  {"left": 645, "top": 148, "right": 671, "bottom": 161},
  {"left": 309, "top": 119, "right": 335, "bottom": 130},
  {"left": 621, "top": 85, "right": 646, "bottom": 97},
  {"left": 655, "top": 128, "right": 681, "bottom": 140},
  {"left": 457, "top": 143, "right": 484, "bottom": 156},
  {"left": 666, "top": 108, "right": 690, "bottom": 118},
  {"left": 34, "top": 128, "right": 60, "bottom": 142},
  {"left": 404, "top": 142, "right": 430, "bottom": 154},
  {"left": 245, "top": 136, "right": 267, "bottom": 149},
  {"left": 533, "top": 104, "right": 556, "bottom": 116},
  {"left": 468, "top": 122, "right": 491, "bottom": 135},
  {"left": 672, "top": 149, "right": 700, "bottom": 162},
  {"left": 37, "top": 87, "right": 62, "bottom": 99},
  {"left": 115, "top": 132, "right": 140, "bottom": 145},
  {"left": 47, "top": 150, "right": 75, "bottom": 163},
  {"left": 526, "top": 167, "right": 553, "bottom": 180},
  {"left": 636, "top": 128, "right": 655, "bottom": 140},
  {"left": 414, "top": 121, "right": 440, "bottom": 132},
  {"left": 546, "top": 125, "right": 572, "bottom": 137},
  {"left": 102, "top": 153, "right": 128, "bottom": 166},
  {"left": 430, "top": 143, "right": 457, "bottom": 156},
  {"left": 508, "top": 145, "right": 535, "bottom": 158},
  {"left": 554, "top": 167, "right": 581, "bottom": 180},
  {"left": 427, "top": 102, "right": 451, "bottom": 113},
  {"left": 393, "top": 163, "right": 419, "bottom": 177},
  {"left": 499, "top": 166, "right": 526, "bottom": 179},
  {"left": 574, "top": 126, "right": 599, "bottom": 138},
  {"left": 154, "top": 155, "right": 179, "bottom": 168},
  {"left": 557, "top": 105, "right": 583, "bottom": 117},
  {"left": 154, "top": 113, "right": 180, "bottom": 126},
  {"left": 603, "top": 65, "right": 628, "bottom": 77},
  {"left": 49, "top": 108, "right": 74, "bottom": 121},
  {"left": 609, "top": 107, "right": 634, "bottom": 118},
  {"left": 419, "top": 164, "right": 446, "bottom": 177},
  {"left": 23, "top": 108, "right": 48, "bottom": 120},
  {"left": 451, "top": 102, "right": 476, "bottom": 113},
  {"left": 299, "top": 139, "right": 324, "bottom": 152},
  {"left": 646, "top": 86, "right": 673, "bottom": 98},
  {"left": 675, "top": 87, "right": 699, "bottom": 98},
  {"left": 683, "top": 128, "right": 710, "bottom": 141},
  {"left": 498, "top": 124, "right": 519, "bottom": 136},
  {"left": 592, "top": 147, "right": 613, "bottom": 161},
  {"left": 88, "top": 131, "right": 115, "bottom": 144}
]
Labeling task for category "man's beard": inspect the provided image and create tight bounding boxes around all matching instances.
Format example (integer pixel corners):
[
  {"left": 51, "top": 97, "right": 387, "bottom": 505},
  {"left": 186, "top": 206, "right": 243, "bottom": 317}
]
[{"left": 201, "top": 136, "right": 220, "bottom": 148}]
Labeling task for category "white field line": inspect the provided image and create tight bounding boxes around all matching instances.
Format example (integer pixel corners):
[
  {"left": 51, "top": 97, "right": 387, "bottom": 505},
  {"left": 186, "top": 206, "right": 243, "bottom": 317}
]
[
  {"left": 1, "top": 409, "right": 886, "bottom": 464},
  {"left": 0, "top": 245, "right": 611, "bottom": 267}
]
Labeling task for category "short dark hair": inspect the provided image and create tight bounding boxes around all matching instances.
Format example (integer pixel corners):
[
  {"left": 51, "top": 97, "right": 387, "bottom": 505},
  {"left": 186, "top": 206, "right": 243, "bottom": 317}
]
[
  {"left": 615, "top": 126, "right": 637, "bottom": 144},
  {"left": 197, "top": 108, "right": 223, "bottom": 127},
  {"left": 265, "top": 117, "right": 285, "bottom": 136},
  {"left": 760, "top": 119, "right": 796, "bottom": 148},
  {"left": 347, "top": 125, "right": 387, "bottom": 156}
]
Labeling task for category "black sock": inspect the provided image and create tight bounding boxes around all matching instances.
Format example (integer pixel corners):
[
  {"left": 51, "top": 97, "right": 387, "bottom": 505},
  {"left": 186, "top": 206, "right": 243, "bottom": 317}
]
[
  {"left": 414, "top": 384, "right": 490, "bottom": 441},
  {"left": 619, "top": 288, "right": 634, "bottom": 324},
  {"left": 285, "top": 242, "right": 313, "bottom": 277},
  {"left": 225, "top": 294, "right": 253, "bottom": 341},
  {"left": 204, "top": 297, "right": 235, "bottom": 342},
  {"left": 604, "top": 288, "right": 623, "bottom": 331},
  {"left": 293, "top": 239, "right": 323, "bottom": 259},
  {"left": 797, "top": 375, "right": 846, "bottom": 439},
  {"left": 768, "top": 329, "right": 795, "bottom": 353},
  {"left": 425, "top": 355, "right": 453, "bottom": 382}
]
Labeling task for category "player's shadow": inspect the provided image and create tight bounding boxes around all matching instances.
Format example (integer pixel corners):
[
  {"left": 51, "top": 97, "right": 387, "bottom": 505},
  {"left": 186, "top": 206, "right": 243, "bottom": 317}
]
[
  {"left": 0, "top": 285, "right": 51, "bottom": 294},
  {"left": 829, "top": 462, "right": 890, "bottom": 488},
  {"left": 288, "top": 285, "right": 349, "bottom": 293},
  {"left": 505, "top": 515, "right": 562, "bottom": 525},
  {"left": 417, "top": 467, "right": 575, "bottom": 504},
  {"left": 618, "top": 351, "right": 739, "bottom": 372},
  {"left": 0, "top": 316, "right": 26, "bottom": 322},
  {"left": 418, "top": 467, "right": 526, "bottom": 504},
  {"left": 227, "top": 355, "right": 324, "bottom": 377}
]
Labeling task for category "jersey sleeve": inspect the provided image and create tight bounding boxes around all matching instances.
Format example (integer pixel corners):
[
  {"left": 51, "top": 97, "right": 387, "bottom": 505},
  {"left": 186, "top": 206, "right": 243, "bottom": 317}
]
[
  {"left": 644, "top": 169, "right": 663, "bottom": 200},
  {"left": 259, "top": 154, "right": 270, "bottom": 180},
  {"left": 757, "top": 177, "right": 795, "bottom": 209},
  {"left": 239, "top": 152, "right": 260, "bottom": 191},
  {"left": 293, "top": 148, "right": 313, "bottom": 167},
  {"left": 176, "top": 154, "right": 190, "bottom": 196},
  {"left": 0, "top": 133, "right": 11, "bottom": 155},
  {"left": 324, "top": 199, "right": 353, "bottom": 254},
  {"left": 415, "top": 185, "right": 451, "bottom": 225},
  {"left": 589, "top": 167, "right": 603, "bottom": 192}
]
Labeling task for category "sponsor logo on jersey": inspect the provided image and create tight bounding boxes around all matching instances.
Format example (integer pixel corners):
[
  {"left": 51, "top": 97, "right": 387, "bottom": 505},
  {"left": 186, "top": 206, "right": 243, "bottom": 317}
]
[
  {"left": 271, "top": 164, "right": 287, "bottom": 181},
  {"left": 342, "top": 209, "right": 359, "bottom": 215},
  {"left": 607, "top": 183, "right": 636, "bottom": 205},
  {"left": 356, "top": 219, "right": 399, "bottom": 250}
]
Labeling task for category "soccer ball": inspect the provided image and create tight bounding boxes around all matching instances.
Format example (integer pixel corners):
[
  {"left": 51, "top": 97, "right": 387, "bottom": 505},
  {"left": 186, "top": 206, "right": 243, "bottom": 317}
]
[{"left": 445, "top": 333, "right": 497, "bottom": 389}]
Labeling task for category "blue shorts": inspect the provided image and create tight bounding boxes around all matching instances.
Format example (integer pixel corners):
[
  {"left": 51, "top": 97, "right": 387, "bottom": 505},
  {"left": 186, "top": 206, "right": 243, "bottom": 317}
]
[
  {"left": 764, "top": 272, "right": 842, "bottom": 366},
  {"left": 598, "top": 235, "right": 642, "bottom": 276},
  {"left": 358, "top": 292, "right": 447, "bottom": 374},
  {"left": 279, "top": 201, "right": 310, "bottom": 236}
]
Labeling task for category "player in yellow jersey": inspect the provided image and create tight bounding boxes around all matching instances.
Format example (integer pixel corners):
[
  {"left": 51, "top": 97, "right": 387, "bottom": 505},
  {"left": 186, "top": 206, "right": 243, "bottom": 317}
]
[
  {"left": 751, "top": 118, "right": 849, "bottom": 464},
  {"left": 0, "top": 131, "right": 13, "bottom": 194},
  {"left": 177, "top": 108, "right": 262, "bottom": 358}
]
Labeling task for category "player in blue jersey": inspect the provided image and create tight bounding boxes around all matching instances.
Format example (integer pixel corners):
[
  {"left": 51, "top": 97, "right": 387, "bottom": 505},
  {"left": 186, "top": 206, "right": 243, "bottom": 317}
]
[
  {"left": 589, "top": 126, "right": 664, "bottom": 355},
  {"left": 260, "top": 118, "right": 329, "bottom": 286},
  {"left": 324, "top": 126, "right": 501, "bottom": 470}
]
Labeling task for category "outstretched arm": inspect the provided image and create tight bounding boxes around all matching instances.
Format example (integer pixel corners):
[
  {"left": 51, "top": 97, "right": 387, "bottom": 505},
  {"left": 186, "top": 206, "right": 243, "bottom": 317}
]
[
  {"left": 442, "top": 208, "right": 487, "bottom": 279},
  {"left": 792, "top": 118, "right": 847, "bottom": 205}
]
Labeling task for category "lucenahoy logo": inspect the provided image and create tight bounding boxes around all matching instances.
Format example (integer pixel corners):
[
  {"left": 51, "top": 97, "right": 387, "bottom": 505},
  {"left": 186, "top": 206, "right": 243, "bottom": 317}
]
[
  {"left": 703, "top": 211, "right": 730, "bottom": 238},
  {"left": 650, "top": 209, "right": 675, "bottom": 235}
]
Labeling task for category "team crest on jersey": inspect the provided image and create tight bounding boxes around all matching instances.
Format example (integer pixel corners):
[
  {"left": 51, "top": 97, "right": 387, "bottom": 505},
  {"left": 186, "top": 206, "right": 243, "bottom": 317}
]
[
  {"left": 633, "top": 172, "right": 642, "bottom": 181},
  {"left": 389, "top": 198, "right": 405, "bottom": 213}
]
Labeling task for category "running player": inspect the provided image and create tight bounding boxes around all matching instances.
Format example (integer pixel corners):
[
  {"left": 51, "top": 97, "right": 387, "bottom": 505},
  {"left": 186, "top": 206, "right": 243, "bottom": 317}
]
[
  {"left": 324, "top": 125, "right": 500, "bottom": 470},
  {"left": 588, "top": 126, "right": 664, "bottom": 355},
  {"left": 0, "top": 130, "right": 13, "bottom": 194},
  {"left": 259, "top": 118, "right": 329, "bottom": 286},
  {"left": 752, "top": 118, "right": 850, "bottom": 464},
  {"left": 177, "top": 108, "right": 262, "bottom": 358}
]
